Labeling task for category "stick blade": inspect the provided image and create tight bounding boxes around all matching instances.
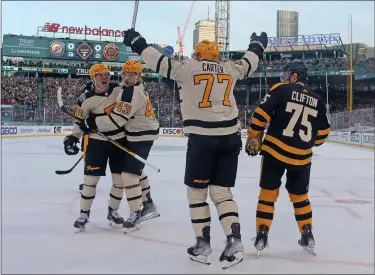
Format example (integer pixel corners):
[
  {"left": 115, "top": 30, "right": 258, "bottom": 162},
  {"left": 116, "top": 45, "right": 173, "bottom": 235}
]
[
  {"left": 57, "top": 87, "right": 63, "bottom": 107},
  {"left": 55, "top": 170, "right": 71, "bottom": 175}
]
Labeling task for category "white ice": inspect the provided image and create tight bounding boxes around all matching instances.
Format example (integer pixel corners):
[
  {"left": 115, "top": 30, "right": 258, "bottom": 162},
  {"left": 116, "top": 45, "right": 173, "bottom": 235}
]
[{"left": 1, "top": 137, "right": 374, "bottom": 274}]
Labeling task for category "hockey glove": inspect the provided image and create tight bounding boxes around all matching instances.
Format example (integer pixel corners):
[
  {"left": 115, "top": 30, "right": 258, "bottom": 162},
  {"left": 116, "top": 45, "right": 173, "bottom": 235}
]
[
  {"left": 245, "top": 131, "right": 264, "bottom": 156},
  {"left": 63, "top": 135, "right": 80, "bottom": 156},
  {"left": 123, "top": 29, "right": 149, "bottom": 55},
  {"left": 78, "top": 115, "right": 98, "bottom": 134},
  {"left": 248, "top": 32, "right": 268, "bottom": 58}
]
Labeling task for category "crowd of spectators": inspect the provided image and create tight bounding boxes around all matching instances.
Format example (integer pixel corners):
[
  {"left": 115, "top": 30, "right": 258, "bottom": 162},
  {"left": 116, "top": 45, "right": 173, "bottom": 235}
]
[{"left": 2, "top": 74, "right": 374, "bottom": 127}]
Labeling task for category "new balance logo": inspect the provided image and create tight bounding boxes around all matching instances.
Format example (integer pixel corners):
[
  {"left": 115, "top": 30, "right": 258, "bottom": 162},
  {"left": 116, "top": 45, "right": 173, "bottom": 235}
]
[{"left": 42, "top": 23, "right": 60, "bottom": 32}]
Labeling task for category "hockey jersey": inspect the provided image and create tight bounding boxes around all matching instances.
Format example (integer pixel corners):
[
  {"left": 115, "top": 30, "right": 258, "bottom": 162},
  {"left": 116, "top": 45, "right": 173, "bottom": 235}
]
[
  {"left": 71, "top": 82, "right": 126, "bottom": 141},
  {"left": 141, "top": 46, "right": 260, "bottom": 136},
  {"left": 248, "top": 83, "right": 331, "bottom": 167},
  {"left": 94, "top": 82, "right": 160, "bottom": 142}
]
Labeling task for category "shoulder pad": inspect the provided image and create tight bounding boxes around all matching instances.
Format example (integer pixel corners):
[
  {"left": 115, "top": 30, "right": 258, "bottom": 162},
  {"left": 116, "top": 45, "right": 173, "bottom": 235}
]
[{"left": 269, "top": 82, "right": 285, "bottom": 92}]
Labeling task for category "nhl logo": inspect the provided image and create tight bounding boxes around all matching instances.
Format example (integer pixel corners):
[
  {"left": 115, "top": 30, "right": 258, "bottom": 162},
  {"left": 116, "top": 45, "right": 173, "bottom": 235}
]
[{"left": 103, "top": 44, "right": 119, "bottom": 61}]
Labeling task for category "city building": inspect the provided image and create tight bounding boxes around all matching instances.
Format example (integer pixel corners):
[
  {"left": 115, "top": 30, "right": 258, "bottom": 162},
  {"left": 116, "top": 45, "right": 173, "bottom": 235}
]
[
  {"left": 277, "top": 10, "right": 299, "bottom": 40},
  {"left": 193, "top": 19, "right": 224, "bottom": 51}
]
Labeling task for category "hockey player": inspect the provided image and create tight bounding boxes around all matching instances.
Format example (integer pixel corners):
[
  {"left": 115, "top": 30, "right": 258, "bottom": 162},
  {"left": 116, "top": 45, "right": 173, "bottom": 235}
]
[
  {"left": 78, "top": 60, "right": 160, "bottom": 233},
  {"left": 64, "top": 64, "right": 127, "bottom": 232},
  {"left": 123, "top": 29, "right": 267, "bottom": 268},
  {"left": 245, "top": 60, "right": 331, "bottom": 257}
]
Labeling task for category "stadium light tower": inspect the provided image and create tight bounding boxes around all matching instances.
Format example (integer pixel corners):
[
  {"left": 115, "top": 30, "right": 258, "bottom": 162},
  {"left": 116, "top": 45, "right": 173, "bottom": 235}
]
[{"left": 215, "top": 0, "right": 230, "bottom": 61}]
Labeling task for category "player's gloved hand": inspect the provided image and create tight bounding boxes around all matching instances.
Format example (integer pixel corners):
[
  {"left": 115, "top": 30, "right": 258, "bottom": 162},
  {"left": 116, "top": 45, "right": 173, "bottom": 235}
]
[
  {"left": 245, "top": 131, "right": 264, "bottom": 156},
  {"left": 63, "top": 135, "right": 80, "bottom": 156},
  {"left": 78, "top": 115, "right": 98, "bottom": 134},
  {"left": 123, "top": 29, "right": 149, "bottom": 55},
  {"left": 248, "top": 32, "right": 268, "bottom": 58}
]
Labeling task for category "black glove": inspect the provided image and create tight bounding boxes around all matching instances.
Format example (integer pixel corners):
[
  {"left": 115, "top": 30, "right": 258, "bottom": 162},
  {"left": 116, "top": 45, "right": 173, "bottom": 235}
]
[
  {"left": 123, "top": 29, "right": 149, "bottom": 55},
  {"left": 63, "top": 135, "right": 80, "bottom": 156},
  {"left": 78, "top": 115, "right": 98, "bottom": 134},
  {"left": 248, "top": 32, "right": 268, "bottom": 58}
]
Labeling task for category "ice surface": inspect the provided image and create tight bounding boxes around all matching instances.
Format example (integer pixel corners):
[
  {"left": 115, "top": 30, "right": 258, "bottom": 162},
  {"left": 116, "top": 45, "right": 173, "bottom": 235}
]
[{"left": 1, "top": 137, "right": 374, "bottom": 274}]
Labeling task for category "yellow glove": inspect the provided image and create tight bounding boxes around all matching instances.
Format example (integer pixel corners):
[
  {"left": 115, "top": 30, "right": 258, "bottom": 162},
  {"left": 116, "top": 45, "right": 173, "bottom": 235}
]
[{"left": 245, "top": 131, "right": 264, "bottom": 156}]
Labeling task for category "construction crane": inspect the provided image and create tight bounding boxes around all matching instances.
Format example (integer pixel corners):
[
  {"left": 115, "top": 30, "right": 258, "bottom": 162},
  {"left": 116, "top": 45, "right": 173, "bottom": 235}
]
[{"left": 176, "top": 1, "right": 195, "bottom": 59}]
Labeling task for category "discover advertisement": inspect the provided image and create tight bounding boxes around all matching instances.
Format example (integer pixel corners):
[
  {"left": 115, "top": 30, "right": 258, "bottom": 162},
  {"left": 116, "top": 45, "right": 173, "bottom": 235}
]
[{"left": 160, "top": 128, "right": 183, "bottom": 137}]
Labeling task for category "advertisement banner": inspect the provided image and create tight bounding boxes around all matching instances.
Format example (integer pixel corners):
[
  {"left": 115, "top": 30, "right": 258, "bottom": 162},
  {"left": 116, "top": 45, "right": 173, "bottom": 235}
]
[
  {"left": 1, "top": 126, "right": 18, "bottom": 136},
  {"left": 349, "top": 132, "right": 362, "bottom": 145},
  {"left": 62, "top": 126, "right": 73, "bottom": 134},
  {"left": 362, "top": 133, "right": 374, "bottom": 147},
  {"left": 2, "top": 34, "right": 142, "bottom": 63},
  {"left": 160, "top": 128, "right": 183, "bottom": 137}
]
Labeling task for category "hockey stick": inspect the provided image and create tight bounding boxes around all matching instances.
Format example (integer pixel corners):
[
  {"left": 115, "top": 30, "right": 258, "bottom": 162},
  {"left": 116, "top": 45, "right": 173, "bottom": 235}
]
[
  {"left": 131, "top": 0, "right": 139, "bottom": 30},
  {"left": 57, "top": 87, "right": 161, "bottom": 173},
  {"left": 55, "top": 155, "right": 83, "bottom": 175}
]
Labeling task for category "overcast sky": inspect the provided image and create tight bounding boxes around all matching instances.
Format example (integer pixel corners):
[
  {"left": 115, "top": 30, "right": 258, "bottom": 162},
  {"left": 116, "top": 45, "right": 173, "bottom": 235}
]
[{"left": 2, "top": 1, "right": 374, "bottom": 55}]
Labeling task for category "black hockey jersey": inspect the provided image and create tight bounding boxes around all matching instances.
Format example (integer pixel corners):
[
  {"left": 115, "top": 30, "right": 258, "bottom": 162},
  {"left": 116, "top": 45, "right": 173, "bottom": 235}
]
[{"left": 248, "top": 82, "right": 331, "bottom": 167}]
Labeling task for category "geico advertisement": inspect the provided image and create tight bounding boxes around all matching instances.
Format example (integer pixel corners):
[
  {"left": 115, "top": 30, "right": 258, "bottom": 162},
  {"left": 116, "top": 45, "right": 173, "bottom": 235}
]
[
  {"left": 1, "top": 126, "right": 18, "bottom": 135},
  {"left": 161, "top": 128, "right": 182, "bottom": 135}
]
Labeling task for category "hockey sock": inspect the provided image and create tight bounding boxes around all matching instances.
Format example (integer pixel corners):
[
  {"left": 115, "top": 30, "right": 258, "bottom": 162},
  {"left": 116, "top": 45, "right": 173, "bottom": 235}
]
[
  {"left": 108, "top": 173, "right": 124, "bottom": 210},
  {"left": 139, "top": 173, "right": 150, "bottom": 201},
  {"left": 209, "top": 185, "right": 239, "bottom": 236},
  {"left": 256, "top": 188, "right": 279, "bottom": 232},
  {"left": 80, "top": 175, "right": 100, "bottom": 212},
  {"left": 122, "top": 172, "right": 142, "bottom": 212},
  {"left": 289, "top": 193, "right": 312, "bottom": 233},
  {"left": 187, "top": 187, "right": 211, "bottom": 237}
]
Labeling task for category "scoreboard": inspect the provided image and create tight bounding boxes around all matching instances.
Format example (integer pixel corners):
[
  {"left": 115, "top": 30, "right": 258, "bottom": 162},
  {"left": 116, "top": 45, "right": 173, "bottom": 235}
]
[{"left": 2, "top": 35, "right": 143, "bottom": 63}]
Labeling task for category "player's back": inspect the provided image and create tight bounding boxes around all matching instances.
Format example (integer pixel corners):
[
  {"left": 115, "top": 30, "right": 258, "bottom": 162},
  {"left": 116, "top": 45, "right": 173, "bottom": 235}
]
[
  {"left": 259, "top": 83, "right": 329, "bottom": 166},
  {"left": 178, "top": 59, "right": 240, "bottom": 136}
]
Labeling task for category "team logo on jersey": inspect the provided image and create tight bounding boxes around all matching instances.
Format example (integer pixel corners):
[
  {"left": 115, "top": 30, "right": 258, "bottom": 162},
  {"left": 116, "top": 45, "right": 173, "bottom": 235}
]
[
  {"left": 49, "top": 41, "right": 65, "bottom": 57},
  {"left": 103, "top": 44, "right": 119, "bottom": 60},
  {"left": 78, "top": 93, "right": 87, "bottom": 102}
]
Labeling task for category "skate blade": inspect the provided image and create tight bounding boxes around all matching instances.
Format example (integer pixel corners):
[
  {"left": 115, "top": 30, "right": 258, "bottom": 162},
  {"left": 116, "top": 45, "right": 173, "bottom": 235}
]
[
  {"left": 123, "top": 225, "right": 140, "bottom": 233},
  {"left": 189, "top": 254, "right": 211, "bottom": 265},
  {"left": 139, "top": 211, "right": 160, "bottom": 223},
  {"left": 298, "top": 240, "right": 316, "bottom": 256},
  {"left": 221, "top": 252, "right": 243, "bottom": 269},
  {"left": 302, "top": 246, "right": 316, "bottom": 256},
  {"left": 108, "top": 220, "right": 123, "bottom": 229},
  {"left": 74, "top": 226, "right": 86, "bottom": 233}
]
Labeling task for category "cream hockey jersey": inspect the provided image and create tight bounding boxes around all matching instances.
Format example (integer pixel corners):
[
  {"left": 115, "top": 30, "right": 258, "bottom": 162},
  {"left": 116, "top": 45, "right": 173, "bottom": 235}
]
[
  {"left": 71, "top": 82, "right": 126, "bottom": 141},
  {"left": 94, "top": 82, "right": 160, "bottom": 142},
  {"left": 141, "top": 46, "right": 260, "bottom": 136}
]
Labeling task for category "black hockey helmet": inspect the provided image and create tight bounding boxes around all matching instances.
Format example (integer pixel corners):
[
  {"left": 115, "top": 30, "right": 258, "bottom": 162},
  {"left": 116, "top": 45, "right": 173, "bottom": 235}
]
[{"left": 281, "top": 60, "right": 308, "bottom": 82}]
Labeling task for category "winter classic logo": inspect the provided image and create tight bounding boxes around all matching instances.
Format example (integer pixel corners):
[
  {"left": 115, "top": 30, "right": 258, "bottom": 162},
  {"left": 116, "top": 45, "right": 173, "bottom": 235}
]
[{"left": 49, "top": 41, "right": 65, "bottom": 57}]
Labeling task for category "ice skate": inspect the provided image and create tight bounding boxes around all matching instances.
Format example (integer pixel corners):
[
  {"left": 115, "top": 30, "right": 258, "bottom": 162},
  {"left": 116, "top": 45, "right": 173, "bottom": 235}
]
[
  {"left": 73, "top": 212, "right": 89, "bottom": 233},
  {"left": 298, "top": 224, "right": 316, "bottom": 255},
  {"left": 187, "top": 226, "right": 212, "bottom": 265},
  {"left": 123, "top": 210, "right": 141, "bottom": 233},
  {"left": 253, "top": 225, "right": 269, "bottom": 258},
  {"left": 140, "top": 192, "right": 160, "bottom": 222},
  {"left": 219, "top": 223, "right": 244, "bottom": 269},
  {"left": 107, "top": 207, "right": 124, "bottom": 229}
]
